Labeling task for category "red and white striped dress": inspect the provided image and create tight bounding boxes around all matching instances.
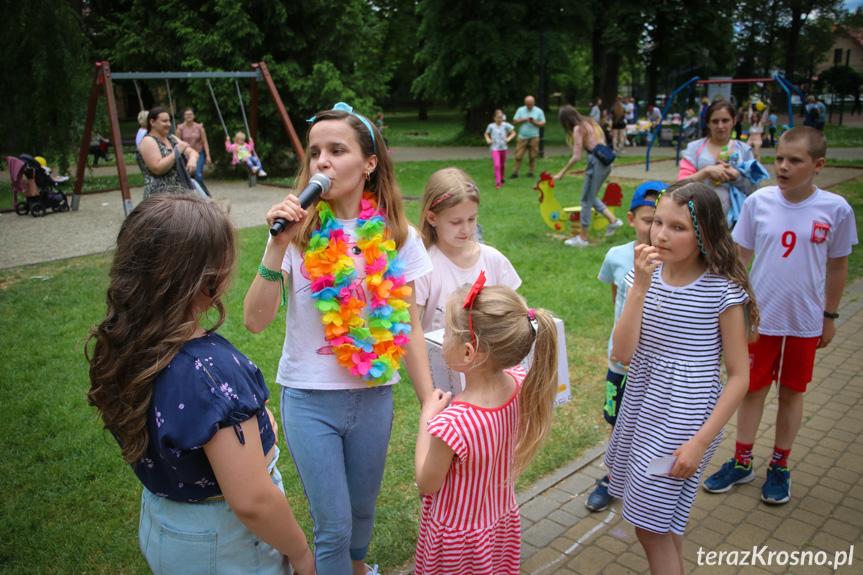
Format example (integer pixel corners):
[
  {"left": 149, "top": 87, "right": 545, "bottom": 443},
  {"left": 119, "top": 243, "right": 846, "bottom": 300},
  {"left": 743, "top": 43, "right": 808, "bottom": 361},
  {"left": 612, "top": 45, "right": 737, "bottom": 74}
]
[{"left": 414, "top": 367, "right": 525, "bottom": 575}]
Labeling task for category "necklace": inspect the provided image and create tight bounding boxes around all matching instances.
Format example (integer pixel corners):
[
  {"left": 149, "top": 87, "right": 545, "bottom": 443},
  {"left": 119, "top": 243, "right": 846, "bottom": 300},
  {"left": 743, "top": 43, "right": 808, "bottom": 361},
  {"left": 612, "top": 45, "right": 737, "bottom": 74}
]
[
  {"left": 654, "top": 285, "right": 685, "bottom": 311},
  {"left": 653, "top": 268, "right": 702, "bottom": 311},
  {"left": 304, "top": 191, "right": 412, "bottom": 385}
]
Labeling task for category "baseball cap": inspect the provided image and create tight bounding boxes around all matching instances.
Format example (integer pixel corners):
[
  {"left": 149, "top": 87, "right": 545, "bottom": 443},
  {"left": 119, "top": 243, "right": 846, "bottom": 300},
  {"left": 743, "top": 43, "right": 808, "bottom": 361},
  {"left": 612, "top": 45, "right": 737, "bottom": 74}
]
[{"left": 630, "top": 180, "right": 666, "bottom": 211}]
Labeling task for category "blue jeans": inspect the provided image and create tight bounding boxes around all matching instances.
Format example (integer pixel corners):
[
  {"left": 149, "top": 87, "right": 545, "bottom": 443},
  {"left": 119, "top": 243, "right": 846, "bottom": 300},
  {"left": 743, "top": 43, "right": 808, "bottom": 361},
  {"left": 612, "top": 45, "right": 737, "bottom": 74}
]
[
  {"left": 281, "top": 385, "right": 394, "bottom": 575},
  {"left": 195, "top": 151, "right": 206, "bottom": 186},
  {"left": 244, "top": 156, "right": 263, "bottom": 171},
  {"left": 138, "top": 447, "right": 289, "bottom": 574},
  {"left": 581, "top": 155, "right": 612, "bottom": 227}
]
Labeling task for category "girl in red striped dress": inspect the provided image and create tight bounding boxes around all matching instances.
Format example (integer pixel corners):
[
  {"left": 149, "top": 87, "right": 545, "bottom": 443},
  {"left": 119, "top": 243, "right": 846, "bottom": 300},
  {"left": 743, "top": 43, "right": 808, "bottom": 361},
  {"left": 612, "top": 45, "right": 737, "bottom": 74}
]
[{"left": 414, "top": 279, "right": 560, "bottom": 575}]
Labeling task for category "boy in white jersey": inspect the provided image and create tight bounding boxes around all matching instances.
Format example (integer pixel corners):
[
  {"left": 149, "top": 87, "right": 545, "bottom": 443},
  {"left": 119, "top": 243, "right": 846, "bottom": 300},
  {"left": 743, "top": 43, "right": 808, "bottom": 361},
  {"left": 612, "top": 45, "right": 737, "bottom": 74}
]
[
  {"left": 703, "top": 127, "right": 858, "bottom": 504},
  {"left": 585, "top": 180, "right": 666, "bottom": 512}
]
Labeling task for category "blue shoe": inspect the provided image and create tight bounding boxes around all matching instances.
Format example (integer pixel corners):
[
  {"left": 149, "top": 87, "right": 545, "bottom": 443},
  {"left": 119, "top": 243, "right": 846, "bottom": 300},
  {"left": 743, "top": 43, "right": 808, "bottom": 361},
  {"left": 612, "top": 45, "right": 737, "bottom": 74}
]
[
  {"left": 585, "top": 475, "right": 614, "bottom": 512},
  {"left": 702, "top": 458, "right": 755, "bottom": 493},
  {"left": 761, "top": 464, "right": 791, "bottom": 505}
]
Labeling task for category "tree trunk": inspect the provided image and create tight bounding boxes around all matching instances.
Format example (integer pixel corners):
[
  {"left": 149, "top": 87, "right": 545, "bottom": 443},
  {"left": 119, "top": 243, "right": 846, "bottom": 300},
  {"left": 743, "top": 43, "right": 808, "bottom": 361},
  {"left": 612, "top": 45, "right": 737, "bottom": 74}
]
[
  {"left": 785, "top": 1, "right": 806, "bottom": 82},
  {"left": 591, "top": 10, "right": 608, "bottom": 102},
  {"left": 466, "top": 106, "right": 495, "bottom": 134}
]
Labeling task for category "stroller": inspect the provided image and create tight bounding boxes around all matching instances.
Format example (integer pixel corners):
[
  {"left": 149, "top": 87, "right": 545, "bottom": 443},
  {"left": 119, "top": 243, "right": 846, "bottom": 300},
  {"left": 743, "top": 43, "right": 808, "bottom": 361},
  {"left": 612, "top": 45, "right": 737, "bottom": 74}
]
[{"left": 10, "top": 154, "right": 69, "bottom": 217}]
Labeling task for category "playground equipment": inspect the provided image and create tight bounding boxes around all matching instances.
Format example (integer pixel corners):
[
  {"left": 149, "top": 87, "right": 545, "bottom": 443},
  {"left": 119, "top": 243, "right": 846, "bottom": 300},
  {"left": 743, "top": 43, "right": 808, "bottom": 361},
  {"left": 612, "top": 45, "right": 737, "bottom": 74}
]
[
  {"left": 645, "top": 74, "right": 805, "bottom": 171},
  {"left": 536, "top": 172, "right": 623, "bottom": 235},
  {"left": 73, "top": 61, "right": 305, "bottom": 215}
]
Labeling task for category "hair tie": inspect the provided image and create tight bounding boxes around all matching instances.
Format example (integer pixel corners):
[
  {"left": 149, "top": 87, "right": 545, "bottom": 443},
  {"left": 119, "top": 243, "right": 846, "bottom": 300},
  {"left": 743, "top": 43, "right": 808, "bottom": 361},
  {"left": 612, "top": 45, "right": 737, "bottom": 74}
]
[
  {"left": 689, "top": 200, "right": 708, "bottom": 257},
  {"left": 430, "top": 194, "right": 452, "bottom": 209},
  {"left": 308, "top": 102, "right": 376, "bottom": 154},
  {"left": 462, "top": 270, "right": 487, "bottom": 346},
  {"left": 527, "top": 308, "right": 535, "bottom": 320}
]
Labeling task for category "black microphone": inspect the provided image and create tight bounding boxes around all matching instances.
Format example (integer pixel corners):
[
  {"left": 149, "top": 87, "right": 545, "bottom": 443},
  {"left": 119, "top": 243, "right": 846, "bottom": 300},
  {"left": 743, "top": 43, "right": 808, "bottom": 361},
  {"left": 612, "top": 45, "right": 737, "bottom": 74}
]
[{"left": 269, "top": 174, "right": 332, "bottom": 236}]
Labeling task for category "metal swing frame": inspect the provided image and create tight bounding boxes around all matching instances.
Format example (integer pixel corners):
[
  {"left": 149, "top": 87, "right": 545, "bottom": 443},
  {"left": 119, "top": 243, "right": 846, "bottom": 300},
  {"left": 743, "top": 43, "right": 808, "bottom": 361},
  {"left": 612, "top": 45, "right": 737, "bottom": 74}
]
[
  {"left": 645, "top": 74, "right": 805, "bottom": 171},
  {"left": 73, "top": 61, "right": 304, "bottom": 215}
]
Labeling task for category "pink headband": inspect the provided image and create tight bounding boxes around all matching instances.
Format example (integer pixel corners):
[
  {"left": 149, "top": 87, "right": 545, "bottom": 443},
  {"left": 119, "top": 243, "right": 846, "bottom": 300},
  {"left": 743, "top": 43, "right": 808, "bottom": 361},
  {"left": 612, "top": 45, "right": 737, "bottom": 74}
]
[{"left": 430, "top": 194, "right": 452, "bottom": 209}]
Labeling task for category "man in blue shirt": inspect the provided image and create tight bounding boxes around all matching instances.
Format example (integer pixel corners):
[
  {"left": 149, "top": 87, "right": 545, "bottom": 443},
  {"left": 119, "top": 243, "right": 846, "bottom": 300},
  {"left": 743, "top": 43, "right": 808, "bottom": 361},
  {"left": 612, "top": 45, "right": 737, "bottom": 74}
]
[{"left": 510, "top": 95, "right": 546, "bottom": 179}]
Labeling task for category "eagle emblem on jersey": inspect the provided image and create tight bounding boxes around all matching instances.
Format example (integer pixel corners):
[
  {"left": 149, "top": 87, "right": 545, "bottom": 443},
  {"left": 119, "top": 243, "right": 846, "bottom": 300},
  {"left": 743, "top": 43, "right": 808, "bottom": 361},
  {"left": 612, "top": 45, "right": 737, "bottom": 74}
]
[{"left": 811, "top": 221, "right": 830, "bottom": 244}]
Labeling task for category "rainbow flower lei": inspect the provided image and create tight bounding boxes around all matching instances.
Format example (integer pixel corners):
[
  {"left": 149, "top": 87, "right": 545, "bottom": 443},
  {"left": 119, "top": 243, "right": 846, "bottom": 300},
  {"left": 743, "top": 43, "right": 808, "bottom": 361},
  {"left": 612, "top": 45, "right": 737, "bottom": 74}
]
[{"left": 304, "top": 191, "right": 412, "bottom": 385}]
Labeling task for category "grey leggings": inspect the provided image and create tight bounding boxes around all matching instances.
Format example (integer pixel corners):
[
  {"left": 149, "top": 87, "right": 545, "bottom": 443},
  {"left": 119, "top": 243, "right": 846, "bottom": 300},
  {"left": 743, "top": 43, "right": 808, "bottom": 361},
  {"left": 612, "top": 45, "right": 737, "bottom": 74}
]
[{"left": 581, "top": 154, "right": 612, "bottom": 227}]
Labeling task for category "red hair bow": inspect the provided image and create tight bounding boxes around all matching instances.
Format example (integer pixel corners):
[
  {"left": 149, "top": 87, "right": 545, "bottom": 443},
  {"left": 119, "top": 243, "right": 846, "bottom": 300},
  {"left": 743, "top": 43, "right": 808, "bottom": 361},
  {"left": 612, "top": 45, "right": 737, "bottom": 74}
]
[{"left": 463, "top": 270, "right": 486, "bottom": 345}]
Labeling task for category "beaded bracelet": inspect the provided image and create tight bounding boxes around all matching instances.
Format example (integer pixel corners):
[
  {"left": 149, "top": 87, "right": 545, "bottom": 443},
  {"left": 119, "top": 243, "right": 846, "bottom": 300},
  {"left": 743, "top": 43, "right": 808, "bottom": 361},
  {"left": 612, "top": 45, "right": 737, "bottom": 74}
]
[{"left": 258, "top": 263, "right": 286, "bottom": 306}]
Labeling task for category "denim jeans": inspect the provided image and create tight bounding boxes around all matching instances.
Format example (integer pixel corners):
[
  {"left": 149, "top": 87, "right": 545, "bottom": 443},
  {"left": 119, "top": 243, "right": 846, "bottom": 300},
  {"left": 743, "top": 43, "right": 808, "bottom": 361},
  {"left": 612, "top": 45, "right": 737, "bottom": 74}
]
[
  {"left": 138, "top": 447, "right": 289, "bottom": 574},
  {"left": 195, "top": 152, "right": 206, "bottom": 186},
  {"left": 281, "top": 385, "right": 394, "bottom": 575},
  {"left": 244, "top": 156, "right": 263, "bottom": 170},
  {"left": 581, "top": 154, "right": 612, "bottom": 227}
]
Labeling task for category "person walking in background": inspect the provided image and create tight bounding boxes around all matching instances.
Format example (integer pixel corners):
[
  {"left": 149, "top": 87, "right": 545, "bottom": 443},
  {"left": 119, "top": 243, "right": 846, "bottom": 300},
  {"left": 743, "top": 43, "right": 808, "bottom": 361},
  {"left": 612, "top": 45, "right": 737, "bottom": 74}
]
[
  {"left": 611, "top": 95, "right": 627, "bottom": 153},
  {"left": 553, "top": 105, "right": 624, "bottom": 247},
  {"left": 176, "top": 108, "right": 212, "bottom": 186},
  {"left": 484, "top": 110, "right": 515, "bottom": 188},
  {"left": 510, "top": 95, "right": 546, "bottom": 179},
  {"left": 590, "top": 98, "right": 602, "bottom": 124}
]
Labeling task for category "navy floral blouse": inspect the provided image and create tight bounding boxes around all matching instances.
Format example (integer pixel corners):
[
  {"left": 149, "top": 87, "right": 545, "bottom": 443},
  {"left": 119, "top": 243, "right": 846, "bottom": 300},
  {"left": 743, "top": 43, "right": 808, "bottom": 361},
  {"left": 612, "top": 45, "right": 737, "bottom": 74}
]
[{"left": 132, "top": 333, "right": 275, "bottom": 502}]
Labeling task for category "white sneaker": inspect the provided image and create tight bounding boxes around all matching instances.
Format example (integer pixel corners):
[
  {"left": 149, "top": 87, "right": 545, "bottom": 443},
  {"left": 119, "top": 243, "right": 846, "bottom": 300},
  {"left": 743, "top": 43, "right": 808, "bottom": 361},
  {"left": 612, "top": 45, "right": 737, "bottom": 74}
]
[
  {"left": 258, "top": 170, "right": 267, "bottom": 177},
  {"left": 605, "top": 219, "right": 624, "bottom": 237},
  {"left": 564, "top": 236, "right": 589, "bottom": 247}
]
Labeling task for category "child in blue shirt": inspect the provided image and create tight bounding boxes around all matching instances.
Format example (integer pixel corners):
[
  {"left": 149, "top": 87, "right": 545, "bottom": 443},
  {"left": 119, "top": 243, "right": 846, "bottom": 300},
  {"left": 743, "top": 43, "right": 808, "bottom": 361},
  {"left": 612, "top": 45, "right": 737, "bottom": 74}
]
[{"left": 586, "top": 180, "right": 666, "bottom": 512}]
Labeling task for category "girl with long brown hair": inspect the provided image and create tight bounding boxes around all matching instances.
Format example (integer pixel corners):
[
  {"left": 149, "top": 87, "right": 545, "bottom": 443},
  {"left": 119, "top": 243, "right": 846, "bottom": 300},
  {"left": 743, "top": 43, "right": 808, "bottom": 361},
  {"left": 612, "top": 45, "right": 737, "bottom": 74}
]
[
  {"left": 243, "top": 103, "right": 434, "bottom": 575},
  {"left": 87, "top": 192, "right": 313, "bottom": 574},
  {"left": 414, "top": 280, "right": 559, "bottom": 575},
  {"left": 553, "top": 104, "right": 624, "bottom": 247},
  {"left": 606, "top": 179, "right": 758, "bottom": 574}
]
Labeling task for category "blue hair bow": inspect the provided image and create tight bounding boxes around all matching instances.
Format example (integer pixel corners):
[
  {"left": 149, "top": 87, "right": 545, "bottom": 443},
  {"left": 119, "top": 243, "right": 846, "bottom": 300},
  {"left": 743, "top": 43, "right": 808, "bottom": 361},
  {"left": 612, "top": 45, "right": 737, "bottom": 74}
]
[{"left": 308, "top": 102, "right": 376, "bottom": 154}]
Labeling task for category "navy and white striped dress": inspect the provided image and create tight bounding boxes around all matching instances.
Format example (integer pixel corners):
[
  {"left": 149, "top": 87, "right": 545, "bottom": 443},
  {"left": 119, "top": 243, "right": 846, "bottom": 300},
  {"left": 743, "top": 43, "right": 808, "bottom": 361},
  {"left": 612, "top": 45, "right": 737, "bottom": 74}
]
[{"left": 604, "top": 265, "right": 748, "bottom": 535}]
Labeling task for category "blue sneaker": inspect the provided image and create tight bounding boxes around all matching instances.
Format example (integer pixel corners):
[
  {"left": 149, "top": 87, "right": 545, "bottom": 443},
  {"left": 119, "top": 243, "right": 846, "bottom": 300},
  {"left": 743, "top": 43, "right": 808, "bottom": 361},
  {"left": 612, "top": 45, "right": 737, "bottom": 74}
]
[
  {"left": 585, "top": 475, "right": 614, "bottom": 512},
  {"left": 761, "top": 464, "right": 791, "bottom": 505},
  {"left": 702, "top": 458, "right": 755, "bottom": 493}
]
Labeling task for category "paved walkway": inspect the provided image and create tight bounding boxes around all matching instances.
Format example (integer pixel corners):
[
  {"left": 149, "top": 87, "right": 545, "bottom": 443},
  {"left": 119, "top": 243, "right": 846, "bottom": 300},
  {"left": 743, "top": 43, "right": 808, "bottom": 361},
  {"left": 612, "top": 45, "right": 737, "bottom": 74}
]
[{"left": 516, "top": 278, "right": 863, "bottom": 575}]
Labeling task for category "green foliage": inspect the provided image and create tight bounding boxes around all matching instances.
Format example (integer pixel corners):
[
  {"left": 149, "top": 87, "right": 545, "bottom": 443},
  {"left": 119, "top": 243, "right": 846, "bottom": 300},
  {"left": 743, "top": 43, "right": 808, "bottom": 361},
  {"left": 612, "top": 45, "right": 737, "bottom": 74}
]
[
  {"left": 0, "top": 0, "right": 91, "bottom": 170},
  {"left": 413, "top": 1, "right": 584, "bottom": 131},
  {"left": 88, "top": 0, "right": 393, "bottom": 162},
  {"left": 817, "top": 65, "right": 863, "bottom": 95}
]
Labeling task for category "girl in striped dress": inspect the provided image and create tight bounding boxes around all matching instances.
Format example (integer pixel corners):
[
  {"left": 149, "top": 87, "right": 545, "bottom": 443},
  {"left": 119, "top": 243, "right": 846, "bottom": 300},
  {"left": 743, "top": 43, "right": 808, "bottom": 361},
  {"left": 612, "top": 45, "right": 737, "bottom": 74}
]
[
  {"left": 414, "top": 280, "right": 560, "bottom": 575},
  {"left": 606, "top": 180, "right": 760, "bottom": 574}
]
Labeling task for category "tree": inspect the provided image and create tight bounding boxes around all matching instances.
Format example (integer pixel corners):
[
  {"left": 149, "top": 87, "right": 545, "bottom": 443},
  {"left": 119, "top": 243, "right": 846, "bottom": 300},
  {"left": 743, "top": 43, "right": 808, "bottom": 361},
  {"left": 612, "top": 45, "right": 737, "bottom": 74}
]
[
  {"left": 86, "top": 0, "right": 393, "bottom": 160},
  {"left": 0, "top": 0, "right": 91, "bottom": 170},
  {"left": 413, "top": 0, "right": 580, "bottom": 133}
]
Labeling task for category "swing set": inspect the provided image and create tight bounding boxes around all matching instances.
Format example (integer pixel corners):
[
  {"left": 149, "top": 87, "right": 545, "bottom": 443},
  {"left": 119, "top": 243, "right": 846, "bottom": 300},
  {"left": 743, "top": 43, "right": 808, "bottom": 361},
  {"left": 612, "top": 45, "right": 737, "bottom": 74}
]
[
  {"left": 644, "top": 73, "right": 805, "bottom": 171},
  {"left": 74, "top": 60, "right": 305, "bottom": 216}
]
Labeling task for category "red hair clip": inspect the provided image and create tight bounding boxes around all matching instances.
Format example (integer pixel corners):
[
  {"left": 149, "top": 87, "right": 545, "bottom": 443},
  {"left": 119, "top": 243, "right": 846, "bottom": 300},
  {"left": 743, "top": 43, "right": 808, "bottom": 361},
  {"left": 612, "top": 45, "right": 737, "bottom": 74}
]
[{"left": 463, "top": 270, "right": 487, "bottom": 345}]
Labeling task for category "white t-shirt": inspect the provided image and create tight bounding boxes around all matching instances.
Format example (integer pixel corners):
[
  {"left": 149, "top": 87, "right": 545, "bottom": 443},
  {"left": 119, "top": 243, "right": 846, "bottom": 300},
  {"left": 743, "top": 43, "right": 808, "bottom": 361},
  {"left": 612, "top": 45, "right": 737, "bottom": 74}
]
[
  {"left": 624, "top": 102, "right": 635, "bottom": 123},
  {"left": 733, "top": 186, "right": 858, "bottom": 337},
  {"left": 414, "top": 243, "right": 522, "bottom": 333},
  {"left": 598, "top": 241, "right": 635, "bottom": 374},
  {"left": 486, "top": 122, "right": 514, "bottom": 151},
  {"left": 277, "top": 223, "right": 433, "bottom": 390}
]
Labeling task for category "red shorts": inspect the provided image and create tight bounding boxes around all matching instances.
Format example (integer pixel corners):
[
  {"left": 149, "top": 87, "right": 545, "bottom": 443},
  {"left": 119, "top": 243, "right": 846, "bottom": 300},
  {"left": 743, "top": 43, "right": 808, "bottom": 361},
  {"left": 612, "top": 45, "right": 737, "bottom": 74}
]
[{"left": 748, "top": 335, "right": 820, "bottom": 392}]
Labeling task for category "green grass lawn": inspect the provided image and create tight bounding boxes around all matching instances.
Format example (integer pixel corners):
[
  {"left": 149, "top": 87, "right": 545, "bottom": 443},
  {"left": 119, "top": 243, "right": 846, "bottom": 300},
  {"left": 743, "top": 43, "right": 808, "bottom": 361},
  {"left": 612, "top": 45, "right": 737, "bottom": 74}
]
[{"left": 1, "top": 157, "right": 862, "bottom": 574}]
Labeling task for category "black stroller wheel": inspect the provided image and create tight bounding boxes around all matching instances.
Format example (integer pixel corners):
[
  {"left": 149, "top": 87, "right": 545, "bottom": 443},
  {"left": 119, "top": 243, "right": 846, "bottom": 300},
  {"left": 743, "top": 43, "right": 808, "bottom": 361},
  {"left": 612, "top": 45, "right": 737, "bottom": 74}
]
[
  {"left": 60, "top": 200, "right": 70, "bottom": 212},
  {"left": 30, "top": 203, "right": 46, "bottom": 218},
  {"left": 52, "top": 205, "right": 61, "bottom": 212},
  {"left": 15, "top": 202, "right": 29, "bottom": 216}
]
